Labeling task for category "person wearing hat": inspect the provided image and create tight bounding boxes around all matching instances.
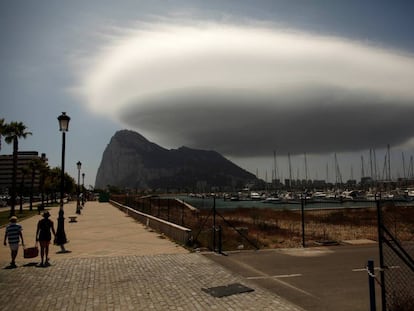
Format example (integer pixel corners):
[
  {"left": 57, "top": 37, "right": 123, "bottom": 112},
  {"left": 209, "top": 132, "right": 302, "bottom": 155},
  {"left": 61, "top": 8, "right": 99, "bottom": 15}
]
[
  {"left": 36, "top": 211, "right": 56, "bottom": 267},
  {"left": 3, "top": 216, "right": 25, "bottom": 268}
]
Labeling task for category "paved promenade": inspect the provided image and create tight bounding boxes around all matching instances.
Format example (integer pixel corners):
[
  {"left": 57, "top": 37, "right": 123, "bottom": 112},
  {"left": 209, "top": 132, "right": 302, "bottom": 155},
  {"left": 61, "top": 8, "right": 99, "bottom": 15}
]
[{"left": 0, "top": 201, "right": 304, "bottom": 310}]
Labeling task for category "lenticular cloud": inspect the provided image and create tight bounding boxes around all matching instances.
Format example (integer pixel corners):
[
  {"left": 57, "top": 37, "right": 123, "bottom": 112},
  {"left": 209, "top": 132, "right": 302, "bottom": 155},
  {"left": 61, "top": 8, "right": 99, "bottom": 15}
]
[{"left": 79, "top": 21, "right": 414, "bottom": 156}]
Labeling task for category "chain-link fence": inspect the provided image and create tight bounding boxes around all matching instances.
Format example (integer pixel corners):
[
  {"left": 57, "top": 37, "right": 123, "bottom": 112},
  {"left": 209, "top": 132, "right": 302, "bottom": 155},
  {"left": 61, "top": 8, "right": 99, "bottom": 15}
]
[
  {"left": 111, "top": 194, "right": 200, "bottom": 229},
  {"left": 378, "top": 201, "right": 414, "bottom": 311},
  {"left": 111, "top": 194, "right": 384, "bottom": 249}
]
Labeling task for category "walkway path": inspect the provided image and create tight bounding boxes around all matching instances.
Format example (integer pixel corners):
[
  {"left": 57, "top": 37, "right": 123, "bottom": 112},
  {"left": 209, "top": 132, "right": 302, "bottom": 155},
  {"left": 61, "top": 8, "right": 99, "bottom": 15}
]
[{"left": 0, "top": 201, "right": 304, "bottom": 310}]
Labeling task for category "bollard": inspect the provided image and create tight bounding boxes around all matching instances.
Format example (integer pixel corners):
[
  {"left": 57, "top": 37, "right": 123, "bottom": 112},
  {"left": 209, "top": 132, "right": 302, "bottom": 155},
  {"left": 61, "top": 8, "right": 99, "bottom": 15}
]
[
  {"left": 217, "top": 226, "right": 222, "bottom": 254},
  {"left": 367, "top": 260, "right": 376, "bottom": 311},
  {"left": 167, "top": 199, "right": 170, "bottom": 221}
]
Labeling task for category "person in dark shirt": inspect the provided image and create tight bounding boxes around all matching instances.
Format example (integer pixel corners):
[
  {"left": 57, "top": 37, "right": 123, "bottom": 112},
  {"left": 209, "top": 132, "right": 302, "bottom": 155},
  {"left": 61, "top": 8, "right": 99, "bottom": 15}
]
[{"left": 36, "top": 212, "right": 56, "bottom": 267}]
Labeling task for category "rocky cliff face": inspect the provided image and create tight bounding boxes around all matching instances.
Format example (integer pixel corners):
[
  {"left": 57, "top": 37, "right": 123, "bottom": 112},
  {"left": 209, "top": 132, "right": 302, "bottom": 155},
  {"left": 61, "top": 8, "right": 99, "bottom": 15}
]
[{"left": 95, "top": 130, "right": 256, "bottom": 190}]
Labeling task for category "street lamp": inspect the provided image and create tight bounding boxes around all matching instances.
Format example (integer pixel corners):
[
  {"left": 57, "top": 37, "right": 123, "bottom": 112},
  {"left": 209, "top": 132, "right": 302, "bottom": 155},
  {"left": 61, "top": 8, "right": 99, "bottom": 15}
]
[
  {"left": 76, "top": 161, "right": 81, "bottom": 214},
  {"left": 56, "top": 112, "right": 70, "bottom": 253},
  {"left": 82, "top": 173, "right": 85, "bottom": 205}
]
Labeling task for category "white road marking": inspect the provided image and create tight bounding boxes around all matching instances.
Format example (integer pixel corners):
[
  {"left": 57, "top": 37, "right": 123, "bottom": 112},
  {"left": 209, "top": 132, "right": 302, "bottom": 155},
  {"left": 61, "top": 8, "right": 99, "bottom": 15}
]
[
  {"left": 247, "top": 274, "right": 302, "bottom": 280},
  {"left": 224, "top": 257, "right": 316, "bottom": 297},
  {"left": 352, "top": 265, "right": 400, "bottom": 272}
]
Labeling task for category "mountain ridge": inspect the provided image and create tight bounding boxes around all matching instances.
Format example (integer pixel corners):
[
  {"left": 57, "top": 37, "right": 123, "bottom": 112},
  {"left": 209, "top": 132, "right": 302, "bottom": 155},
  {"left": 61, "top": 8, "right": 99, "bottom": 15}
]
[{"left": 95, "top": 130, "right": 257, "bottom": 190}]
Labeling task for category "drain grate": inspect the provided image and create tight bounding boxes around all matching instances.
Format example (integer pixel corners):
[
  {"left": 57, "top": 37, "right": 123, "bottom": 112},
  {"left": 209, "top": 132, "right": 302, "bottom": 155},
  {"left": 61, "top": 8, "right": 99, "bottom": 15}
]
[{"left": 202, "top": 283, "right": 254, "bottom": 298}]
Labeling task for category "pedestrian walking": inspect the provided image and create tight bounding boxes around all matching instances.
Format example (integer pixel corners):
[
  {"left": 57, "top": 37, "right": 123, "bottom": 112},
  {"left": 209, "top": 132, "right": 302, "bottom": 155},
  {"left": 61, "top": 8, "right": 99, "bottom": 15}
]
[
  {"left": 36, "top": 211, "right": 56, "bottom": 267},
  {"left": 3, "top": 216, "right": 24, "bottom": 268}
]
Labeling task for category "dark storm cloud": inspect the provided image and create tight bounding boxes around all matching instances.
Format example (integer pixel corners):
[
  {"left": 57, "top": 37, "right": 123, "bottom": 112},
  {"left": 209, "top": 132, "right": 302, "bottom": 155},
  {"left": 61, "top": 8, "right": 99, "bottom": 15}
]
[{"left": 120, "top": 87, "right": 414, "bottom": 156}]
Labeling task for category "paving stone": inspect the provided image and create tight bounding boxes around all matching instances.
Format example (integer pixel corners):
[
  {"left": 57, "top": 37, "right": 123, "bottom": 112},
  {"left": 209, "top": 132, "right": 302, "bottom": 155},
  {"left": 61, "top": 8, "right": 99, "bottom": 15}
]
[{"left": 0, "top": 202, "right": 304, "bottom": 310}]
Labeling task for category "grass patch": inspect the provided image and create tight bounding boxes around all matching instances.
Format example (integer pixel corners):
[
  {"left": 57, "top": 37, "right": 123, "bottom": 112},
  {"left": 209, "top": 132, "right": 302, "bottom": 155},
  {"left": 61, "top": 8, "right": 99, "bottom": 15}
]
[{"left": 0, "top": 209, "right": 40, "bottom": 226}]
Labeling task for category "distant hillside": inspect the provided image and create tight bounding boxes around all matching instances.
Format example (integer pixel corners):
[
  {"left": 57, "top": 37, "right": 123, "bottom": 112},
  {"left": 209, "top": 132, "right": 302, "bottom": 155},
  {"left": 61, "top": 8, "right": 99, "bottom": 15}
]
[{"left": 95, "top": 130, "right": 257, "bottom": 190}]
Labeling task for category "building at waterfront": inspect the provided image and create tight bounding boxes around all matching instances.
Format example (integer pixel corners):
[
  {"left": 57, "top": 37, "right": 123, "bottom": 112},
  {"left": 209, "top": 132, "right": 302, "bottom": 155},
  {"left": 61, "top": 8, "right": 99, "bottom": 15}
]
[{"left": 0, "top": 151, "right": 48, "bottom": 195}]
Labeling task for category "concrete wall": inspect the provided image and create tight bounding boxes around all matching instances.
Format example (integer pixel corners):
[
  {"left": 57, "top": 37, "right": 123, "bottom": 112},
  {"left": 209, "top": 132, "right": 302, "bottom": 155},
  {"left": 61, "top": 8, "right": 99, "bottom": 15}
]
[{"left": 110, "top": 200, "right": 192, "bottom": 246}]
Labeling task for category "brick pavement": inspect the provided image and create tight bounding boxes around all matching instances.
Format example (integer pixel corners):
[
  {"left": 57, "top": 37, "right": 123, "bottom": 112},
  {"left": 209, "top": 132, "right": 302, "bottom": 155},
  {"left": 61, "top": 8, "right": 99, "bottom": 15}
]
[{"left": 0, "top": 201, "right": 304, "bottom": 310}]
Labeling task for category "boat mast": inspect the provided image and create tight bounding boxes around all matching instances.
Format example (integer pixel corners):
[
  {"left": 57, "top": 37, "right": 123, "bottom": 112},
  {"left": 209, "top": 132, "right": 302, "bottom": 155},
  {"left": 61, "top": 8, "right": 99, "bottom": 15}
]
[
  {"left": 402, "top": 152, "right": 407, "bottom": 180},
  {"left": 273, "top": 150, "right": 278, "bottom": 184},
  {"left": 288, "top": 153, "right": 292, "bottom": 189},
  {"left": 361, "top": 155, "right": 365, "bottom": 178},
  {"left": 382, "top": 154, "right": 387, "bottom": 181},
  {"left": 368, "top": 149, "right": 372, "bottom": 179},
  {"left": 350, "top": 165, "right": 354, "bottom": 181},
  {"left": 373, "top": 149, "right": 378, "bottom": 182},
  {"left": 387, "top": 144, "right": 391, "bottom": 181},
  {"left": 304, "top": 152, "right": 308, "bottom": 181},
  {"left": 334, "top": 153, "right": 342, "bottom": 187},
  {"left": 410, "top": 156, "right": 414, "bottom": 179}
]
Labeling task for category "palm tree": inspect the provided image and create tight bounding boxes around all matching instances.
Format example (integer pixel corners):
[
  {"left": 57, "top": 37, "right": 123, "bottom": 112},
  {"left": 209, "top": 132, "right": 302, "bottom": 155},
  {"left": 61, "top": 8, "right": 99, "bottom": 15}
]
[
  {"left": 0, "top": 118, "right": 5, "bottom": 151},
  {"left": 3, "top": 121, "right": 32, "bottom": 216},
  {"left": 19, "top": 166, "right": 29, "bottom": 213}
]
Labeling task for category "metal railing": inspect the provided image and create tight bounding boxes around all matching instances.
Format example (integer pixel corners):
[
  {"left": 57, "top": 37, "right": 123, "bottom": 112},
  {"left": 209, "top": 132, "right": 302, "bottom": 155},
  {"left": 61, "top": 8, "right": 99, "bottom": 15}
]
[{"left": 111, "top": 194, "right": 387, "bottom": 250}]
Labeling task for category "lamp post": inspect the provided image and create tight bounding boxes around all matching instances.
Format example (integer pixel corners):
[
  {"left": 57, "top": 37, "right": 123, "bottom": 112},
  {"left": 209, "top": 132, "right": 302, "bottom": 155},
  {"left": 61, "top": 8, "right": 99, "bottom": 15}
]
[
  {"left": 82, "top": 173, "right": 85, "bottom": 205},
  {"left": 76, "top": 161, "right": 81, "bottom": 214},
  {"left": 56, "top": 112, "right": 70, "bottom": 253}
]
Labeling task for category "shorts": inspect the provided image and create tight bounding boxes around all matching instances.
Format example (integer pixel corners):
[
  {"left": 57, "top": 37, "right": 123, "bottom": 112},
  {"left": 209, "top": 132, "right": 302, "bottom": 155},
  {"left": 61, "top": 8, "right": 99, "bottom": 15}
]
[
  {"left": 9, "top": 243, "right": 19, "bottom": 251},
  {"left": 39, "top": 240, "right": 50, "bottom": 247}
]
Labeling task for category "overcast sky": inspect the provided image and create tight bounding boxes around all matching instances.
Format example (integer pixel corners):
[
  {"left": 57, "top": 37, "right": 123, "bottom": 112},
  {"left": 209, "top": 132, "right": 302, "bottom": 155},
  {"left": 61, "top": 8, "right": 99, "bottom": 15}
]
[{"left": 1, "top": 1, "right": 414, "bottom": 188}]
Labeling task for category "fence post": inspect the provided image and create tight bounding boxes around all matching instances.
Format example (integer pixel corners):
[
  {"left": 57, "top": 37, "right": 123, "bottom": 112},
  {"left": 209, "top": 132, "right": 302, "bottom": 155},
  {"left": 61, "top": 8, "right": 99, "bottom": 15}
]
[
  {"left": 213, "top": 196, "right": 216, "bottom": 251},
  {"left": 181, "top": 204, "right": 184, "bottom": 226},
  {"left": 167, "top": 199, "right": 170, "bottom": 221},
  {"left": 367, "top": 260, "right": 377, "bottom": 311},
  {"left": 301, "top": 195, "right": 305, "bottom": 248},
  {"left": 217, "top": 225, "right": 222, "bottom": 254}
]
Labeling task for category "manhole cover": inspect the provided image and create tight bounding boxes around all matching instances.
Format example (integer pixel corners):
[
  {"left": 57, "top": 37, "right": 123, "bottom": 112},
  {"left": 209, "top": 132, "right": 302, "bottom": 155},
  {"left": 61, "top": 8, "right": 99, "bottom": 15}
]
[{"left": 202, "top": 283, "right": 254, "bottom": 298}]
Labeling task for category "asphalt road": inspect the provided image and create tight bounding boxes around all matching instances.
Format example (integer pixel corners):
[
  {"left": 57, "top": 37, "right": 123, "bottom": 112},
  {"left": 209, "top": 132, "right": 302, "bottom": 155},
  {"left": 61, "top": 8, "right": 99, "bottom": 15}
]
[{"left": 204, "top": 244, "right": 382, "bottom": 311}]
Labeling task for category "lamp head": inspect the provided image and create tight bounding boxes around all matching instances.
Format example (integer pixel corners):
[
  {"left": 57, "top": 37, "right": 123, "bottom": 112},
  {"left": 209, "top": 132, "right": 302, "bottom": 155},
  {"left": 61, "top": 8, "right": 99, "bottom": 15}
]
[{"left": 58, "top": 112, "right": 70, "bottom": 132}]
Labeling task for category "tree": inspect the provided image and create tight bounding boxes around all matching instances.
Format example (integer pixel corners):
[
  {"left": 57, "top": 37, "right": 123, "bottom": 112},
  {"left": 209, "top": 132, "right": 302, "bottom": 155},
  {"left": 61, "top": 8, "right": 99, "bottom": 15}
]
[
  {"left": 3, "top": 121, "right": 32, "bottom": 216},
  {"left": 29, "top": 158, "right": 48, "bottom": 211},
  {"left": 0, "top": 118, "right": 5, "bottom": 151},
  {"left": 44, "top": 167, "right": 76, "bottom": 203},
  {"left": 19, "top": 166, "right": 29, "bottom": 213}
]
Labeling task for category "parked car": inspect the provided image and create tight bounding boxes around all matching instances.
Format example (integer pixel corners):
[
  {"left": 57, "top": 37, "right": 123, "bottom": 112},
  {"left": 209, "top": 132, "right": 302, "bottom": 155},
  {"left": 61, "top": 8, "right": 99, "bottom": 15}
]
[{"left": 0, "top": 195, "right": 9, "bottom": 207}]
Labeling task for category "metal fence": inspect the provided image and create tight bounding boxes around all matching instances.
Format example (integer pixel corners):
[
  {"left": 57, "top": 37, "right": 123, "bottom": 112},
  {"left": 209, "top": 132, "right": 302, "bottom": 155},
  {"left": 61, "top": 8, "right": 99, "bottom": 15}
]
[
  {"left": 111, "top": 194, "right": 384, "bottom": 250},
  {"left": 378, "top": 201, "right": 414, "bottom": 311},
  {"left": 111, "top": 195, "right": 200, "bottom": 228}
]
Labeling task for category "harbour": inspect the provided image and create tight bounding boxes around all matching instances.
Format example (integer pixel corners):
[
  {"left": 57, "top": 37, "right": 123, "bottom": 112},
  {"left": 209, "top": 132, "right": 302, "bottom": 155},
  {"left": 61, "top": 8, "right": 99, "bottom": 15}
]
[{"left": 177, "top": 192, "right": 414, "bottom": 211}]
